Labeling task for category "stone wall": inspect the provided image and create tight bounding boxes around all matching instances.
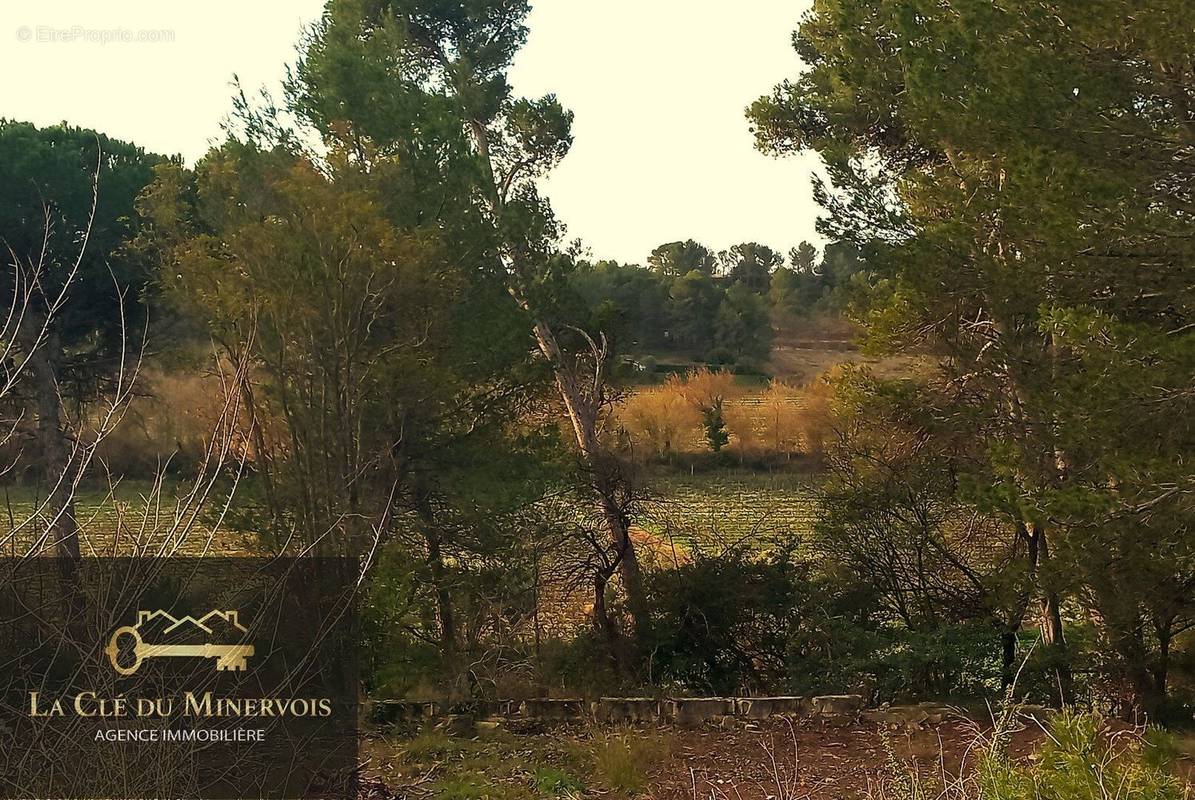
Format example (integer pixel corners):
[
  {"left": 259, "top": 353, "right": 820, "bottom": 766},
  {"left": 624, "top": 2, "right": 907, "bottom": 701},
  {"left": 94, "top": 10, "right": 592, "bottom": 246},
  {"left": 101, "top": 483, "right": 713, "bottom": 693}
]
[{"left": 371, "top": 694, "right": 893, "bottom": 728}]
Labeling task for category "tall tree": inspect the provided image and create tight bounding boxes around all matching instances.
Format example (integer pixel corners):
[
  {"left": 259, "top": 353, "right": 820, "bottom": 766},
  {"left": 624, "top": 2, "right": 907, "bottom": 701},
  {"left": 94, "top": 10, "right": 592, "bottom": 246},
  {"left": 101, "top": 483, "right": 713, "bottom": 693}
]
[
  {"left": 293, "top": 0, "right": 652, "bottom": 635},
  {"left": 714, "top": 284, "right": 773, "bottom": 368},
  {"left": 722, "top": 242, "right": 783, "bottom": 292},
  {"left": 142, "top": 137, "right": 549, "bottom": 691},
  {"left": 751, "top": 0, "right": 1195, "bottom": 712},
  {"left": 648, "top": 240, "right": 717, "bottom": 278},
  {"left": 0, "top": 121, "right": 164, "bottom": 562},
  {"left": 668, "top": 269, "right": 720, "bottom": 355},
  {"left": 790, "top": 241, "right": 818, "bottom": 274}
]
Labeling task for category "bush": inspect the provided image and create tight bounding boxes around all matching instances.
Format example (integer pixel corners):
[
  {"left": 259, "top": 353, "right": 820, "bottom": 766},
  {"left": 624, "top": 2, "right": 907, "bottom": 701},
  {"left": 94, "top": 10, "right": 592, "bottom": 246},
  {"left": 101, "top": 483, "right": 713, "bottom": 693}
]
[
  {"left": 531, "top": 765, "right": 584, "bottom": 797},
  {"left": 640, "top": 548, "right": 807, "bottom": 694},
  {"left": 869, "top": 711, "right": 1188, "bottom": 800},
  {"left": 976, "top": 712, "right": 1187, "bottom": 800},
  {"left": 588, "top": 731, "right": 668, "bottom": 795}
]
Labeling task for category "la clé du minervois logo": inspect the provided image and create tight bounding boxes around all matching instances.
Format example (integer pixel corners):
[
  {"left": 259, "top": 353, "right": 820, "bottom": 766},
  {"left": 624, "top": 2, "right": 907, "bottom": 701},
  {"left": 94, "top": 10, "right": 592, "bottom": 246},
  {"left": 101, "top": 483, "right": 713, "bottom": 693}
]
[{"left": 28, "top": 608, "right": 333, "bottom": 720}]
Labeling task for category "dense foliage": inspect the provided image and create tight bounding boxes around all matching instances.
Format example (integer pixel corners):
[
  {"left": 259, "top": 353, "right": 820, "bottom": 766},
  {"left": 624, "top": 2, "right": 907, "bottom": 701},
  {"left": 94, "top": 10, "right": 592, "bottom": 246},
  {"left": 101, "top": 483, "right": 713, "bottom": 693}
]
[
  {"left": 4, "top": 1, "right": 1195, "bottom": 739},
  {"left": 570, "top": 241, "right": 859, "bottom": 370},
  {"left": 751, "top": 0, "right": 1195, "bottom": 716}
]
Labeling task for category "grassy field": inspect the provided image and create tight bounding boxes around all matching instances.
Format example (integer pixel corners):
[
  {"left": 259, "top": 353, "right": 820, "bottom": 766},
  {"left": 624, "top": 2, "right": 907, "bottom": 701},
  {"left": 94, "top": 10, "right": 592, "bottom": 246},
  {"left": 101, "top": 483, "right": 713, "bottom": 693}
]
[
  {"left": 2, "top": 468, "right": 820, "bottom": 559},
  {"left": 640, "top": 468, "right": 819, "bottom": 555},
  {"left": 0, "top": 481, "right": 253, "bottom": 556}
]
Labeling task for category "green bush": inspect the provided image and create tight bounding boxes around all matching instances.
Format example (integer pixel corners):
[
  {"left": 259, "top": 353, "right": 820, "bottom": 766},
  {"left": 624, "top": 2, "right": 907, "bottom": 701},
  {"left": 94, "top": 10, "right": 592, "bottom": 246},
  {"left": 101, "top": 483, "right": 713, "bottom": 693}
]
[
  {"left": 871, "top": 711, "right": 1189, "bottom": 800},
  {"left": 977, "top": 712, "right": 1187, "bottom": 799},
  {"left": 589, "top": 731, "right": 667, "bottom": 795},
  {"left": 531, "top": 765, "right": 583, "bottom": 797},
  {"left": 640, "top": 548, "right": 809, "bottom": 694}
]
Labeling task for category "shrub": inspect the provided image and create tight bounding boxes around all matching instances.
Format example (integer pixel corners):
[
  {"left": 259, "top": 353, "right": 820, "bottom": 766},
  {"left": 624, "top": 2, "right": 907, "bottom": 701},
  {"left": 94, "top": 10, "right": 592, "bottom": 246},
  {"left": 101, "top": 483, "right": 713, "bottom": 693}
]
[
  {"left": 589, "top": 731, "right": 668, "bottom": 795},
  {"left": 618, "top": 382, "right": 699, "bottom": 458},
  {"left": 531, "top": 765, "right": 584, "bottom": 797},
  {"left": 976, "top": 712, "right": 1188, "bottom": 800},
  {"left": 868, "top": 711, "right": 1189, "bottom": 800},
  {"left": 641, "top": 548, "right": 816, "bottom": 695}
]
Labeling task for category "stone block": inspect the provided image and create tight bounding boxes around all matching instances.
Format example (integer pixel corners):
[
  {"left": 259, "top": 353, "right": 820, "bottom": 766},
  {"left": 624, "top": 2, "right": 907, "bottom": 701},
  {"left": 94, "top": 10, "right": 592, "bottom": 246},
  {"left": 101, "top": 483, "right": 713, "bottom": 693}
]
[
  {"left": 812, "top": 695, "right": 865, "bottom": 717},
  {"left": 666, "top": 697, "right": 735, "bottom": 726},
  {"left": 592, "top": 698, "right": 661, "bottom": 724},
  {"left": 370, "top": 700, "right": 439, "bottom": 725},
  {"left": 521, "top": 698, "right": 586, "bottom": 721},
  {"left": 735, "top": 696, "right": 812, "bottom": 719}
]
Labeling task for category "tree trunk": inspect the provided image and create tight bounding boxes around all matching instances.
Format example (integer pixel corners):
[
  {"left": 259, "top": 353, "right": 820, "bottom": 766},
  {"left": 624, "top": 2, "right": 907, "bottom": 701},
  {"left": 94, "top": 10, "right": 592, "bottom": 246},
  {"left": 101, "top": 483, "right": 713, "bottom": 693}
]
[
  {"left": 1153, "top": 622, "right": 1171, "bottom": 701},
  {"left": 1026, "top": 524, "right": 1073, "bottom": 705},
  {"left": 1106, "top": 622, "right": 1165, "bottom": 719},
  {"left": 596, "top": 478, "right": 647, "bottom": 628},
  {"left": 421, "top": 516, "right": 461, "bottom": 697},
  {"left": 464, "top": 107, "right": 651, "bottom": 641},
  {"left": 1000, "top": 628, "right": 1018, "bottom": 690},
  {"left": 26, "top": 327, "right": 80, "bottom": 565},
  {"left": 593, "top": 574, "right": 622, "bottom": 675},
  {"left": 537, "top": 319, "right": 648, "bottom": 635}
]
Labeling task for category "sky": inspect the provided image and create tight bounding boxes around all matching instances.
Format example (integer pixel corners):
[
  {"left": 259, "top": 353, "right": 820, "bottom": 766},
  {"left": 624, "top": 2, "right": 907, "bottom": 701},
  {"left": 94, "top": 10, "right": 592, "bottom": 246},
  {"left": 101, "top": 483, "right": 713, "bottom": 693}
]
[{"left": 0, "top": 1, "right": 821, "bottom": 265}]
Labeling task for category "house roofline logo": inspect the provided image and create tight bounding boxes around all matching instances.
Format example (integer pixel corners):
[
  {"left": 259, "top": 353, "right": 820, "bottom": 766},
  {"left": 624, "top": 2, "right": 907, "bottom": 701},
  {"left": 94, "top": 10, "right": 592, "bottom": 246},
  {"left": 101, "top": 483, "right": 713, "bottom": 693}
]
[{"left": 104, "top": 610, "right": 255, "bottom": 676}]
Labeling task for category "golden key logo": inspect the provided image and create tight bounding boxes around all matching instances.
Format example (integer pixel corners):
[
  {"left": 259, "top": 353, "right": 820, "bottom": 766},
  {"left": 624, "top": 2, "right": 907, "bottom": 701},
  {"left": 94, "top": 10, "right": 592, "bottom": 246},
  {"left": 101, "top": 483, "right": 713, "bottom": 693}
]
[{"left": 104, "top": 610, "right": 255, "bottom": 676}]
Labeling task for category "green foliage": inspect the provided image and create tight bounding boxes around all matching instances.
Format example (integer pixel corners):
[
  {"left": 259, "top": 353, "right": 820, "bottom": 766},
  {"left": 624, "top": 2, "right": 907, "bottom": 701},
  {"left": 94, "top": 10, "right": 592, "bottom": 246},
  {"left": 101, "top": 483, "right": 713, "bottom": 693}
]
[
  {"left": 642, "top": 548, "right": 807, "bottom": 694},
  {"left": 752, "top": 0, "right": 1195, "bottom": 714},
  {"left": 701, "top": 398, "right": 730, "bottom": 453},
  {"left": 403, "top": 729, "right": 461, "bottom": 762},
  {"left": 530, "top": 765, "right": 583, "bottom": 797},
  {"left": 647, "top": 239, "right": 716, "bottom": 277},
  {"left": 0, "top": 120, "right": 166, "bottom": 399},
  {"left": 975, "top": 712, "right": 1188, "bottom": 800},
  {"left": 433, "top": 774, "right": 535, "bottom": 800},
  {"left": 869, "top": 712, "right": 1188, "bottom": 800},
  {"left": 668, "top": 269, "right": 720, "bottom": 355},
  {"left": 713, "top": 283, "right": 772, "bottom": 369},
  {"left": 723, "top": 242, "right": 783, "bottom": 293},
  {"left": 588, "top": 731, "right": 667, "bottom": 795}
]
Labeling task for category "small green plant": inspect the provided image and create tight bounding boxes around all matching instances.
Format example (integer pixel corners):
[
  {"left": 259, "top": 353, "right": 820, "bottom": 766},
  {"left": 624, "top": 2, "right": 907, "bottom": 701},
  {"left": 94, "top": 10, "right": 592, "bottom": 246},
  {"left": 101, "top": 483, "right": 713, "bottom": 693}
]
[
  {"left": 403, "top": 729, "right": 459, "bottom": 762},
  {"left": 589, "top": 731, "right": 668, "bottom": 795},
  {"left": 866, "top": 710, "right": 1190, "bottom": 800},
  {"left": 532, "top": 765, "right": 584, "bottom": 797},
  {"left": 434, "top": 771, "right": 537, "bottom": 800},
  {"left": 978, "top": 711, "right": 1189, "bottom": 800},
  {"left": 702, "top": 397, "right": 731, "bottom": 452}
]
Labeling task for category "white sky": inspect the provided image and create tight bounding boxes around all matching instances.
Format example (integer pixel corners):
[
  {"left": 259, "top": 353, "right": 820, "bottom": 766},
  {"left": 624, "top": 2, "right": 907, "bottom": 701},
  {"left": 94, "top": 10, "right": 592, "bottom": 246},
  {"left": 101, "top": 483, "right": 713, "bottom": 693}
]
[{"left": 0, "top": 1, "right": 821, "bottom": 265}]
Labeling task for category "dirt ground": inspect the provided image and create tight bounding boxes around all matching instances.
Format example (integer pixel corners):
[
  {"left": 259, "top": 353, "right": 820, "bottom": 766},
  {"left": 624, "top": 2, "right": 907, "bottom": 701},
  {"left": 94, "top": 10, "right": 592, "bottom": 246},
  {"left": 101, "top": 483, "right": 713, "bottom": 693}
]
[
  {"left": 366, "top": 715, "right": 1077, "bottom": 799},
  {"left": 646, "top": 717, "right": 1042, "bottom": 799}
]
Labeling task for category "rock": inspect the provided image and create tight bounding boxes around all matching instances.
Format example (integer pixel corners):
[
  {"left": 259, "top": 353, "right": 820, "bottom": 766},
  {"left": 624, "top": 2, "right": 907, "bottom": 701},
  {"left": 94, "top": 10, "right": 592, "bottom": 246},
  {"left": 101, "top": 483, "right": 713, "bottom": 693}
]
[
  {"left": 665, "top": 698, "right": 735, "bottom": 727},
  {"left": 521, "top": 698, "right": 586, "bottom": 721},
  {"left": 592, "top": 698, "right": 661, "bottom": 724},
  {"left": 736, "top": 696, "right": 812, "bottom": 719},
  {"left": 812, "top": 695, "right": 865, "bottom": 717}
]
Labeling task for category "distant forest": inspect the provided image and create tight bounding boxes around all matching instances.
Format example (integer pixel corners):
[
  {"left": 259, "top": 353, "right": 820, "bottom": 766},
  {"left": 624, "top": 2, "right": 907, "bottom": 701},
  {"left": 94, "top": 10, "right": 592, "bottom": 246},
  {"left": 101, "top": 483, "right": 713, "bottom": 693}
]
[{"left": 571, "top": 239, "right": 861, "bottom": 370}]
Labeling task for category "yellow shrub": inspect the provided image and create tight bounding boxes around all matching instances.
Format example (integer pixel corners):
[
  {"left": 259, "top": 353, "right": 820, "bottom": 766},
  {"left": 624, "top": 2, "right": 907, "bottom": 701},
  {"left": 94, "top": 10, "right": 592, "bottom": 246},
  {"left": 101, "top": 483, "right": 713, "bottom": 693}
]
[
  {"left": 758, "top": 380, "right": 805, "bottom": 456},
  {"left": 677, "top": 367, "right": 740, "bottom": 411},
  {"left": 618, "top": 383, "right": 700, "bottom": 458},
  {"left": 799, "top": 369, "right": 838, "bottom": 454}
]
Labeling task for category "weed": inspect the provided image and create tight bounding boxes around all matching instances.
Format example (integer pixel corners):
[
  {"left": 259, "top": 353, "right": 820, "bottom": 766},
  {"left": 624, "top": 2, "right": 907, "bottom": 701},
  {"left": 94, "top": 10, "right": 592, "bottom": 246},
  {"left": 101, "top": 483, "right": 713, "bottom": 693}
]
[
  {"left": 404, "top": 729, "right": 462, "bottom": 762},
  {"left": 589, "top": 730, "right": 668, "bottom": 795},
  {"left": 531, "top": 765, "right": 584, "bottom": 797}
]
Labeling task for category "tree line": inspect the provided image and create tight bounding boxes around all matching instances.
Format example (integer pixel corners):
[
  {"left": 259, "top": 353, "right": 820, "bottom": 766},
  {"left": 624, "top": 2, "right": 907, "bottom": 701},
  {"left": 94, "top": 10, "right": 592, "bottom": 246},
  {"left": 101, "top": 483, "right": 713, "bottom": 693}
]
[
  {"left": 2, "top": 0, "right": 1194, "bottom": 721},
  {"left": 570, "top": 239, "right": 859, "bottom": 371}
]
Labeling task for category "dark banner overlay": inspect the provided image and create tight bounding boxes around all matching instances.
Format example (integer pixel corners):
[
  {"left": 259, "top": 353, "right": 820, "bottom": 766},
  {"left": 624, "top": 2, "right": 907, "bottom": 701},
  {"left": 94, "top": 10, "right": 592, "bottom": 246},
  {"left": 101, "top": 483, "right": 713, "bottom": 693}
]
[{"left": 0, "top": 558, "right": 359, "bottom": 799}]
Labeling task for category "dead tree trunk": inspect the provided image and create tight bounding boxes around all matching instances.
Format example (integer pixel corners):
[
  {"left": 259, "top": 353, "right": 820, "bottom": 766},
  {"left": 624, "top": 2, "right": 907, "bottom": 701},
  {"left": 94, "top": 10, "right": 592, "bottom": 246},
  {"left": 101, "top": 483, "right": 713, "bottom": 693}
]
[{"left": 528, "top": 320, "right": 649, "bottom": 635}]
